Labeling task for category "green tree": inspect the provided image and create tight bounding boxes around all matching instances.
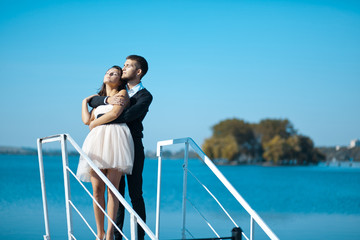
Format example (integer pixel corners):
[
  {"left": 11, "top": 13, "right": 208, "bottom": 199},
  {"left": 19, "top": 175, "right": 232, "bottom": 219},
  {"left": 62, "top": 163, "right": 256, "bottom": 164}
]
[
  {"left": 296, "top": 135, "right": 317, "bottom": 164},
  {"left": 263, "top": 134, "right": 323, "bottom": 165},
  {"left": 262, "top": 135, "right": 288, "bottom": 164},
  {"left": 202, "top": 118, "right": 257, "bottom": 162},
  {"left": 203, "top": 135, "right": 239, "bottom": 161},
  {"left": 254, "top": 118, "right": 296, "bottom": 145},
  {"left": 285, "top": 135, "right": 302, "bottom": 160},
  {"left": 212, "top": 118, "right": 257, "bottom": 157},
  {"left": 203, "top": 117, "right": 321, "bottom": 165}
]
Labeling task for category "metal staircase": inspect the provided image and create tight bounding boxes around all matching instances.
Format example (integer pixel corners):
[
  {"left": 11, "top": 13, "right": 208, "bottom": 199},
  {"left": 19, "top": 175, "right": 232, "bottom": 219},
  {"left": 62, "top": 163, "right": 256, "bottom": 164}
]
[{"left": 37, "top": 134, "right": 279, "bottom": 240}]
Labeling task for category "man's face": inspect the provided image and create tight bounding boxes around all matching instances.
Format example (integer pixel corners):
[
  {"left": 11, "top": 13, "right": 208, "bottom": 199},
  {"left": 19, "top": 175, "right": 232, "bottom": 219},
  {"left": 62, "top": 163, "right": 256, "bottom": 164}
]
[{"left": 122, "top": 59, "right": 139, "bottom": 81}]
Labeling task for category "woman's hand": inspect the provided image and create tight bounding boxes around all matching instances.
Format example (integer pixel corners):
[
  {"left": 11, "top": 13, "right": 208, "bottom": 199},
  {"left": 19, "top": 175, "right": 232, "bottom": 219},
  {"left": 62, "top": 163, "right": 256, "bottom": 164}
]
[
  {"left": 89, "top": 121, "right": 97, "bottom": 131},
  {"left": 83, "top": 94, "right": 99, "bottom": 103}
]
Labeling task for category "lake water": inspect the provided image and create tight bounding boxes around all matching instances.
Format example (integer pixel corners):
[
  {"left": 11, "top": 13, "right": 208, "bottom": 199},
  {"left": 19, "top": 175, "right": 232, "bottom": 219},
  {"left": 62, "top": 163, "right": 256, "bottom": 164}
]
[{"left": 1, "top": 154, "right": 360, "bottom": 240}]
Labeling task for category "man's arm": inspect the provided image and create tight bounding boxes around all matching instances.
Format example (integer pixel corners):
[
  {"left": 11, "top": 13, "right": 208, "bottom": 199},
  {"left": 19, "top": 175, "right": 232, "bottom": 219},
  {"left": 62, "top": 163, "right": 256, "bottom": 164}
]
[
  {"left": 109, "top": 91, "right": 153, "bottom": 124},
  {"left": 89, "top": 94, "right": 127, "bottom": 108},
  {"left": 88, "top": 96, "right": 107, "bottom": 108},
  {"left": 88, "top": 90, "right": 130, "bottom": 130}
]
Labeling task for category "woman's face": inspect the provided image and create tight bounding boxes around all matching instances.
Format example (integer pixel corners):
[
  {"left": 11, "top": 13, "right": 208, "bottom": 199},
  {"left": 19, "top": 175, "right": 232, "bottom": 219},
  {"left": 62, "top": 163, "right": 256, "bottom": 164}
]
[{"left": 103, "top": 68, "right": 122, "bottom": 86}]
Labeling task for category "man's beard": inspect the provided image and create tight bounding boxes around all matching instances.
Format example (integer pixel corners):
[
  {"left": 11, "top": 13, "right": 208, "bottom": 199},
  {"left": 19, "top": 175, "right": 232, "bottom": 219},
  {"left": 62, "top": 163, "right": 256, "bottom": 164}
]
[{"left": 121, "top": 76, "right": 133, "bottom": 82}]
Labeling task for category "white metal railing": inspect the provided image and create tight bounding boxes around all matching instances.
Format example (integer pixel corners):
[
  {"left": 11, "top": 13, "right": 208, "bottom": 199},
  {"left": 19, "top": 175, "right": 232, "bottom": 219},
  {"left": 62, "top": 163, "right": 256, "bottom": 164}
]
[
  {"left": 155, "top": 137, "right": 279, "bottom": 240},
  {"left": 38, "top": 134, "right": 278, "bottom": 240},
  {"left": 37, "top": 134, "right": 157, "bottom": 240}
]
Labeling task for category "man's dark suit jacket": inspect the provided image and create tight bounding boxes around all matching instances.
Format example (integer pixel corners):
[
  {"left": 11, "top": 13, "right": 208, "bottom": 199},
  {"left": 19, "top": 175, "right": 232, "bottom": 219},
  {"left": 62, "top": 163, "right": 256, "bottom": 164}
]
[{"left": 89, "top": 88, "right": 153, "bottom": 139}]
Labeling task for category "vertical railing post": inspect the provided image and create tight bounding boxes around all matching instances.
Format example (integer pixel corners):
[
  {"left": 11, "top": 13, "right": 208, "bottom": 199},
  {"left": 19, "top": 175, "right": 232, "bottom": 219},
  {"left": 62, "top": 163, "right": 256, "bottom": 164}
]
[
  {"left": 232, "top": 227, "right": 243, "bottom": 240},
  {"left": 130, "top": 214, "right": 138, "bottom": 240},
  {"left": 250, "top": 216, "right": 254, "bottom": 240},
  {"left": 37, "top": 139, "right": 51, "bottom": 240},
  {"left": 61, "top": 134, "right": 73, "bottom": 240},
  {"left": 155, "top": 145, "right": 163, "bottom": 239},
  {"left": 181, "top": 140, "right": 189, "bottom": 239}
]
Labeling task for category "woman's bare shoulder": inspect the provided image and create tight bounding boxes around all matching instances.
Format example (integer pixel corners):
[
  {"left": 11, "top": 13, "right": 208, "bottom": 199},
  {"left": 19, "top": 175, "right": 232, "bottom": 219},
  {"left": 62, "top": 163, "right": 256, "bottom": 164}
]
[{"left": 119, "top": 89, "right": 129, "bottom": 97}]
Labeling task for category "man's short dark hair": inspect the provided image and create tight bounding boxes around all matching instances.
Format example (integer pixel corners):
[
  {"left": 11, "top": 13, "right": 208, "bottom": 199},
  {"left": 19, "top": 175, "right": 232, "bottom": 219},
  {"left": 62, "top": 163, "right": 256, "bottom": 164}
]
[{"left": 126, "top": 55, "right": 148, "bottom": 79}]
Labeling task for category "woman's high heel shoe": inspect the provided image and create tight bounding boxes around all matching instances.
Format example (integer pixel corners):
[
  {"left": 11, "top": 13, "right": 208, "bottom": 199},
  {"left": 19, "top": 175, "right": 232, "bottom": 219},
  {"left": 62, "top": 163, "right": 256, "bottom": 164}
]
[{"left": 96, "top": 235, "right": 105, "bottom": 240}]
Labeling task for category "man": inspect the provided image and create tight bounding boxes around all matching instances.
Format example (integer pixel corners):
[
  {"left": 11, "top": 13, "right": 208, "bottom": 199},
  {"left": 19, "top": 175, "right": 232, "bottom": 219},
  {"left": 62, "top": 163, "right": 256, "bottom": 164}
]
[{"left": 89, "top": 55, "right": 153, "bottom": 240}]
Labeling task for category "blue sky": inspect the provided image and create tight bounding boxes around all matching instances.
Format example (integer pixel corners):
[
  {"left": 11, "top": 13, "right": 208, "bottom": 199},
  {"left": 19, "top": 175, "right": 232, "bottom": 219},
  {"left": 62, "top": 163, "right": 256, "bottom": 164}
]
[{"left": 0, "top": 0, "right": 359, "bottom": 151}]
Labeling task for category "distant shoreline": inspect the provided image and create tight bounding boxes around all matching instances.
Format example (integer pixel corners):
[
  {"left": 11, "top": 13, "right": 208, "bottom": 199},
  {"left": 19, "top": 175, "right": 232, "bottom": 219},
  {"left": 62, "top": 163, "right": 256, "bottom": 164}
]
[
  {"left": 1, "top": 146, "right": 359, "bottom": 165},
  {"left": 0, "top": 146, "right": 78, "bottom": 156}
]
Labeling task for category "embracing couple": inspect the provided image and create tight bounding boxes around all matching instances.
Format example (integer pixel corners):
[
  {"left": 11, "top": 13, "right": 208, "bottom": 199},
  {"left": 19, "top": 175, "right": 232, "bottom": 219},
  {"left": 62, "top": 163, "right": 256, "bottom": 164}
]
[{"left": 76, "top": 55, "right": 152, "bottom": 240}]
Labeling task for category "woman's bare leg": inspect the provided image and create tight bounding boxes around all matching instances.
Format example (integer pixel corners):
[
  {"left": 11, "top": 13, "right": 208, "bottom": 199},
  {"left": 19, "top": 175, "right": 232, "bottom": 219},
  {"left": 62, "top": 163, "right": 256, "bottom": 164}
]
[
  {"left": 91, "top": 170, "right": 106, "bottom": 240},
  {"left": 105, "top": 169, "right": 122, "bottom": 240}
]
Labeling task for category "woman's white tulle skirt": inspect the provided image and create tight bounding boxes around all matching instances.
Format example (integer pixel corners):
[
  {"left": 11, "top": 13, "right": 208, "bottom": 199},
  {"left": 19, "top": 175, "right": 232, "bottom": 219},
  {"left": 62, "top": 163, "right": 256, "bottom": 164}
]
[{"left": 76, "top": 123, "right": 134, "bottom": 182}]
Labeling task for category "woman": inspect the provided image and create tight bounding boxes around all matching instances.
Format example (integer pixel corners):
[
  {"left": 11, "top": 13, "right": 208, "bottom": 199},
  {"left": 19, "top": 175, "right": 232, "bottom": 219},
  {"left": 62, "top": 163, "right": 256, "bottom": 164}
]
[{"left": 76, "top": 66, "right": 134, "bottom": 240}]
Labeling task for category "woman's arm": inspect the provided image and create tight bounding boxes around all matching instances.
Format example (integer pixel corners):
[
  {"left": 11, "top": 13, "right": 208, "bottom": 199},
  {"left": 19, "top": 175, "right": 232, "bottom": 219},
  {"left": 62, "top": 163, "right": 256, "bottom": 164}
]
[
  {"left": 82, "top": 94, "right": 98, "bottom": 125},
  {"left": 89, "top": 90, "right": 129, "bottom": 130}
]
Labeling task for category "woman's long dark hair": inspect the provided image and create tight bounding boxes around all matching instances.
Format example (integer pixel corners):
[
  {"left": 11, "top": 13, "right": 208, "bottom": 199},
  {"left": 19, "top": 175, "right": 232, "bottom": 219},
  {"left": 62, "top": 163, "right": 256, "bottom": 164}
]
[{"left": 97, "top": 65, "right": 126, "bottom": 96}]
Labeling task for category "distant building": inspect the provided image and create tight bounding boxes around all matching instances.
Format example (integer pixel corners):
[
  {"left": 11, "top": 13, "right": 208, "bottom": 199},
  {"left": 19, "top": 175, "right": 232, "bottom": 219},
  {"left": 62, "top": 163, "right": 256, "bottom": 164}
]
[{"left": 349, "top": 139, "right": 360, "bottom": 148}]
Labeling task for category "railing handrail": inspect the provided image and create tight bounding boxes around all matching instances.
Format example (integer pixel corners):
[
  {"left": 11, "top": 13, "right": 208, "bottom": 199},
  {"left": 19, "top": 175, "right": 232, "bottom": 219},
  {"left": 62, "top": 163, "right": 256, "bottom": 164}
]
[
  {"left": 37, "top": 133, "right": 157, "bottom": 240},
  {"left": 156, "top": 137, "right": 279, "bottom": 240}
]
